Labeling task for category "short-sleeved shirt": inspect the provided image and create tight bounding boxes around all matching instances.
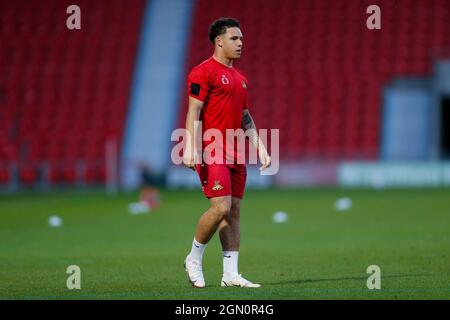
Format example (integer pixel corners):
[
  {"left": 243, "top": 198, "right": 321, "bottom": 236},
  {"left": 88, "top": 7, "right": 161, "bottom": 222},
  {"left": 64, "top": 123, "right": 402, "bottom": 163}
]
[{"left": 187, "top": 57, "right": 250, "bottom": 164}]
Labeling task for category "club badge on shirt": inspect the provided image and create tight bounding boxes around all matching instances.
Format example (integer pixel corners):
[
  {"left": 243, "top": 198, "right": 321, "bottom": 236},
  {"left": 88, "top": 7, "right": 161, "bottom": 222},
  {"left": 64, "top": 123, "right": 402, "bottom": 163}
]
[
  {"left": 212, "top": 180, "right": 224, "bottom": 191},
  {"left": 242, "top": 81, "right": 247, "bottom": 89}
]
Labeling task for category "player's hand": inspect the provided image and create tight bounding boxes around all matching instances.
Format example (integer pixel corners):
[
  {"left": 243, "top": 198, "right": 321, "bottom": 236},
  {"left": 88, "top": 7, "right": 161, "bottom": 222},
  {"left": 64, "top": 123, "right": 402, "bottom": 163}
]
[
  {"left": 259, "top": 149, "right": 271, "bottom": 171},
  {"left": 183, "top": 155, "right": 196, "bottom": 171}
]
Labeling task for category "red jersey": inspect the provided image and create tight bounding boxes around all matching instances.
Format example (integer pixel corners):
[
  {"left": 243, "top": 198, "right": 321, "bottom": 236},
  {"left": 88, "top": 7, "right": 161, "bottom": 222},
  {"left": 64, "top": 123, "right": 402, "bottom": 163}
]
[{"left": 187, "top": 57, "right": 250, "bottom": 164}]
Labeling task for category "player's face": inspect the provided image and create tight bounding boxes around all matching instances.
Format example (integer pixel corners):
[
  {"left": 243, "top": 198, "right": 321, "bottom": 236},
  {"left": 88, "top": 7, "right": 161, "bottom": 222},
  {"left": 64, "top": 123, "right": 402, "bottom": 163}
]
[{"left": 219, "top": 27, "right": 243, "bottom": 59}]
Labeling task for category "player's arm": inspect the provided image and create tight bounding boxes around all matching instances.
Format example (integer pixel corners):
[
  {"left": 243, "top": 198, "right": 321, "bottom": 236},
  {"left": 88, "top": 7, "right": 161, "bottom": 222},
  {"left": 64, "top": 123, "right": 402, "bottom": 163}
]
[
  {"left": 183, "top": 96, "right": 204, "bottom": 170},
  {"left": 242, "top": 109, "right": 271, "bottom": 171}
]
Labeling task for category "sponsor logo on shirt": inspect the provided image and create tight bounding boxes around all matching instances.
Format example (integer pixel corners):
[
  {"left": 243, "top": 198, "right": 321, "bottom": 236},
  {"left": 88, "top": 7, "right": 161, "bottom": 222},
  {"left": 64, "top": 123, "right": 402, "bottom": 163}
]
[{"left": 221, "top": 74, "right": 229, "bottom": 85}]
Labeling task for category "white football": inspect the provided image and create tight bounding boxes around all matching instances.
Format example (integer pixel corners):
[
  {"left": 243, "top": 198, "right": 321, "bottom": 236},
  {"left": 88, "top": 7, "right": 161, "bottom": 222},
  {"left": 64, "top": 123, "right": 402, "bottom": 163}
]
[
  {"left": 48, "top": 215, "right": 63, "bottom": 227},
  {"left": 272, "top": 211, "right": 288, "bottom": 223}
]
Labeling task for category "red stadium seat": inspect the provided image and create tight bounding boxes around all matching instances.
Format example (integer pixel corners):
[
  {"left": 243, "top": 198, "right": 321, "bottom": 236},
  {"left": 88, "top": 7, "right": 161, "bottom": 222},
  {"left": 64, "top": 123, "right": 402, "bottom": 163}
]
[
  {"left": 0, "top": 0, "right": 145, "bottom": 185},
  {"left": 177, "top": 0, "right": 448, "bottom": 161}
]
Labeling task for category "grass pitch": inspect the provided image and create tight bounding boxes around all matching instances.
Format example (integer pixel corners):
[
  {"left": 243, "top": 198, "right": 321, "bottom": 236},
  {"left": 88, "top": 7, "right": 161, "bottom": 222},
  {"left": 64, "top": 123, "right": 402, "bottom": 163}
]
[{"left": 1, "top": 187, "right": 449, "bottom": 299}]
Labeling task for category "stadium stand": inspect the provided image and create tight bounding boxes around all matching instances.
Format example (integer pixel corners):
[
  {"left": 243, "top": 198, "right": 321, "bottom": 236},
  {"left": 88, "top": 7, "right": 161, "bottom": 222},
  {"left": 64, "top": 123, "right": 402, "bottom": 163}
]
[
  {"left": 0, "top": 0, "right": 145, "bottom": 185},
  {"left": 178, "top": 0, "right": 449, "bottom": 161},
  {"left": 1, "top": 0, "right": 449, "bottom": 187}
]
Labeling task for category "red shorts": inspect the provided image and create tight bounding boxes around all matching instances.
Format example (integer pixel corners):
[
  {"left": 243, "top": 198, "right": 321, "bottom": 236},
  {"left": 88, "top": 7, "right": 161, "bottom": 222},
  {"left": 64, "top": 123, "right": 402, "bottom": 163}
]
[{"left": 195, "top": 163, "right": 247, "bottom": 199}]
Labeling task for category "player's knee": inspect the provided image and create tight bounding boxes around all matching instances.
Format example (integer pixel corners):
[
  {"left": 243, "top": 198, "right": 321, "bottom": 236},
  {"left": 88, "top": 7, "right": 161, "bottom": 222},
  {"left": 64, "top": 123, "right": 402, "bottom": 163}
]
[{"left": 212, "top": 200, "right": 231, "bottom": 220}]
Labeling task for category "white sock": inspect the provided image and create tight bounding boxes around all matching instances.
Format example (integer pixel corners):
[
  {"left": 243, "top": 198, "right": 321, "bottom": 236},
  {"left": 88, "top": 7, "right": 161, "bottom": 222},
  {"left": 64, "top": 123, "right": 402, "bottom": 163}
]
[
  {"left": 223, "top": 251, "right": 239, "bottom": 276},
  {"left": 189, "top": 238, "right": 207, "bottom": 261}
]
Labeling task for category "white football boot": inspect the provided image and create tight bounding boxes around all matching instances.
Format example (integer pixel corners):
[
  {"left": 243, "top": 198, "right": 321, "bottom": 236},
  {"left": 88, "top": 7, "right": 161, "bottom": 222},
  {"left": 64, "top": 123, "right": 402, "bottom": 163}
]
[
  {"left": 221, "top": 273, "right": 261, "bottom": 288},
  {"left": 184, "top": 255, "right": 205, "bottom": 288}
]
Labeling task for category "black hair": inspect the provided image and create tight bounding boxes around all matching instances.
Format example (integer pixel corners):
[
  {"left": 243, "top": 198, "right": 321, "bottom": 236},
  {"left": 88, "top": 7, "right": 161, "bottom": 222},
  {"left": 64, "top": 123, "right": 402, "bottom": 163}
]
[{"left": 208, "top": 17, "right": 240, "bottom": 44}]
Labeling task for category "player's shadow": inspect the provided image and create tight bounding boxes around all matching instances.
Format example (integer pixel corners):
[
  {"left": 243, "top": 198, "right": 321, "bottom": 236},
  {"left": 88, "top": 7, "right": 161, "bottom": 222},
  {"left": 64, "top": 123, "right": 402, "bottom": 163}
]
[{"left": 266, "top": 273, "right": 429, "bottom": 286}]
